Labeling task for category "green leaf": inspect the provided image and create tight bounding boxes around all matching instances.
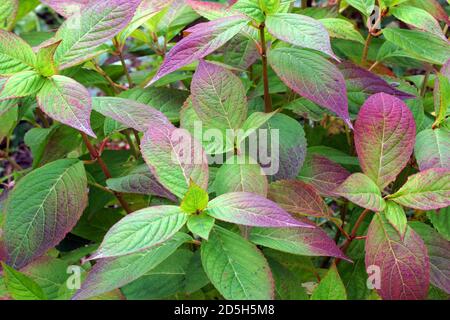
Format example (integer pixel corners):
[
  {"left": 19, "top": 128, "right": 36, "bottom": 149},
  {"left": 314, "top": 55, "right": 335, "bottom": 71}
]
[
  {"left": 319, "top": 18, "right": 365, "bottom": 44},
  {"left": 383, "top": 201, "right": 407, "bottom": 239},
  {"left": 0, "top": 103, "right": 17, "bottom": 139},
  {"left": 345, "top": 0, "right": 375, "bottom": 16},
  {"left": 390, "top": 5, "right": 445, "bottom": 39},
  {"left": 35, "top": 40, "right": 61, "bottom": 77},
  {"left": 433, "top": 73, "right": 450, "bottom": 127},
  {"left": 335, "top": 173, "right": 386, "bottom": 212},
  {"left": 1, "top": 263, "right": 47, "bottom": 300},
  {"left": 388, "top": 168, "right": 450, "bottom": 210},
  {"left": 186, "top": 212, "right": 215, "bottom": 240},
  {"left": 0, "top": 71, "right": 45, "bottom": 100},
  {"left": 74, "top": 233, "right": 191, "bottom": 300},
  {"left": 37, "top": 75, "right": 96, "bottom": 138},
  {"left": 92, "top": 206, "right": 188, "bottom": 259},
  {"left": 382, "top": 28, "right": 450, "bottom": 65},
  {"left": 53, "top": 0, "right": 141, "bottom": 69},
  {"left": 232, "top": 0, "right": 265, "bottom": 22},
  {"left": 214, "top": 155, "right": 268, "bottom": 197},
  {"left": 311, "top": 263, "right": 347, "bottom": 300},
  {"left": 0, "top": 0, "right": 18, "bottom": 31},
  {"left": 4, "top": 159, "right": 87, "bottom": 268},
  {"left": 427, "top": 207, "right": 450, "bottom": 241},
  {"left": 0, "top": 30, "right": 36, "bottom": 76},
  {"left": 201, "top": 226, "right": 274, "bottom": 299},
  {"left": 414, "top": 128, "right": 450, "bottom": 171},
  {"left": 238, "top": 110, "right": 278, "bottom": 146},
  {"left": 265, "top": 13, "right": 336, "bottom": 59},
  {"left": 180, "top": 181, "right": 209, "bottom": 214}
]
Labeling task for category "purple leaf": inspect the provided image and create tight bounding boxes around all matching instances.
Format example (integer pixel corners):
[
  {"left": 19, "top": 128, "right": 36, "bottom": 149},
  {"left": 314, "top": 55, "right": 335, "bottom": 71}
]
[
  {"left": 268, "top": 179, "right": 331, "bottom": 218},
  {"left": 191, "top": 60, "right": 247, "bottom": 130},
  {"left": 414, "top": 128, "right": 450, "bottom": 171},
  {"left": 268, "top": 47, "right": 351, "bottom": 126},
  {"left": 149, "top": 15, "right": 249, "bottom": 85},
  {"left": 37, "top": 75, "right": 96, "bottom": 138},
  {"left": 40, "top": 0, "right": 93, "bottom": 17},
  {"left": 298, "top": 154, "right": 351, "bottom": 197},
  {"left": 207, "top": 192, "right": 313, "bottom": 228},
  {"left": 250, "top": 220, "right": 350, "bottom": 261},
  {"left": 365, "top": 213, "right": 429, "bottom": 300},
  {"left": 106, "top": 164, "right": 177, "bottom": 201},
  {"left": 141, "top": 123, "right": 209, "bottom": 199},
  {"left": 354, "top": 93, "right": 416, "bottom": 190},
  {"left": 92, "top": 97, "right": 171, "bottom": 132},
  {"left": 338, "top": 61, "right": 415, "bottom": 100},
  {"left": 410, "top": 221, "right": 450, "bottom": 294},
  {"left": 388, "top": 168, "right": 450, "bottom": 210}
]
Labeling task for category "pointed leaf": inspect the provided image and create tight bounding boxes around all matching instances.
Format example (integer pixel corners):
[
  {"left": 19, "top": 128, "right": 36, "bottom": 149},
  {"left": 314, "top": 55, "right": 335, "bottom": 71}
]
[
  {"left": 250, "top": 224, "right": 349, "bottom": 261},
  {"left": 346, "top": 0, "right": 375, "bottom": 16},
  {"left": 266, "top": 13, "right": 336, "bottom": 59},
  {"left": 53, "top": 0, "right": 141, "bottom": 68},
  {"left": 37, "top": 75, "right": 96, "bottom": 138},
  {"left": 335, "top": 173, "right": 386, "bottom": 212},
  {"left": 186, "top": 212, "right": 215, "bottom": 240},
  {"left": 319, "top": 18, "right": 365, "bottom": 44},
  {"left": 106, "top": 164, "right": 176, "bottom": 201},
  {"left": 427, "top": 207, "right": 450, "bottom": 241},
  {"left": 388, "top": 168, "right": 450, "bottom": 210},
  {"left": 384, "top": 201, "right": 407, "bottom": 239},
  {"left": 4, "top": 159, "right": 87, "bottom": 268},
  {"left": 40, "top": 0, "right": 92, "bottom": 18},
  {"left": 92, "top": 206, "right": 188, "bottom": 259},
  {"left": 354, "top": 93, "right": 416, "bottom": 190},
  {"left": 414, "top": 128, "right": 450, "bottom": 171},
  {"left": 92, "top": 97, "right": 170, "bottom": 132},
  {"left": 207, "top": 192, "right": 312, "bottom": 228},
  {"left": 365, "top": 213, "right": 429, "bottom": 300},
  {"left": 268, "top": 179, "right": 331, "bottom": 218},
  {"left": 180, "top": 181, "right": 209, "bottom": 214},
  {"left": 73, "top": 233, "right": 191, "bottom": 300},
  {"left": 35, "top": 39, "right": 61, "bottom": 77},
  {"left": 201, "top": 226, "right": 274, "bottom": 300},
  {"left": 311, "top": 263, "right": 347, "bottom": 300},
  {"left": 268, "top": 47, "right": 350, "bottom": 125},
  {"left": 433, "top": 72, "right": 450, "bottom": 127},
  {"left": 191, "top": 59, "right": 247, "bottom": 130},
  {"left": 1, "top": 263, "right": 46, "bottom": 300},
  {"left": 214, "top": 155, "right": 268, "bottom": 197},
  {"left": 141, "top": 124, "right": 209, "bottom": 199},
  {"left": 0, "top": 71, "right": 45, "bottom": 100},
  {"left": 0, "top": 30, "right": 36, "bottom": 76},
  {"left": 410, "top": 221, "right": 450, "bottom": 294},
  {"left": 149, "top": 15, "right": 249, "bottom": 84},
  {"left": 298, "top": 154, "right": 351, "bottom": 197}
]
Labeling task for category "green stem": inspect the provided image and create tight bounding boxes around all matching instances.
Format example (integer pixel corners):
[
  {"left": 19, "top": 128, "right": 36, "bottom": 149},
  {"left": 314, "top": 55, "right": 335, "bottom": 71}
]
[{"left": 259, "top": 23, "right": 272, "bottom": 113}]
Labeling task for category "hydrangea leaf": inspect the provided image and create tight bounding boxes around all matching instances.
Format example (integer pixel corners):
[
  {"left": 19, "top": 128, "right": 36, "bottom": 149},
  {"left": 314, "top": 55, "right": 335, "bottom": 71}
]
[
  {"left": 201, "top": 226, "right": 274, "bottom": 300},
  {"left": 4, "top": 159, "right": 87, "bottom": 269},
  {"left": 40, "top": 0, "right": 92, "bottom": 18},
  {"left": 180, "top": 181, "right": 209, "bottom": 214},
  {"left": 346, "top": 0, "right": 375, "bottom": 16},
  {"left": 414, "top": 128, "right": 450, "bottom": 171},
  {"left": 191, "top": 60, "right": 247, "bottom": 130},
  {"left": 354, "top": 93, "right": 416, "bottom": 190},
  {"left": 207, "top": 192, "right": 313, "bottom": 228},
  {"left": 383, "top": 201, "right": 407, "bottom": 239},
  {"left": 92, "top": 97, "right": 170, "bottom": 132},
  {"left": 214, "top": 155, "right": 268, "bottom": 197},
  {"left": 186, "top": 212, "right": 215, "bottom": 240},
  {"left": 268, "top": 179, "right": 331, "bottom": 218},
  {"left": 37, "top": 75, "right": 96, "bottom": 138},
  {"left": 0, "top": 71, "right": 45, "bottom": 100},
  {"left": 91, "top": 206, "right": 188, "bottom": 259},
  {"left": 0, "top": 0, "right": 18, "bottom": 31},
  {"left": 311, "top": 263, "right": 347, "bottom": 300},
  {"left": 73, "top": 233, "right": 191, "bottom": 300},
  {"left": 335, "top": 173, "right": 386, "bottom": 212},
  {"left": 409, "top": 221, "right": 450, "bottom": 294},
  {"left": 35, "top": 39, "right": 61, "bottom": 77},
  {"left": 298, "top": 154, "right": 351, "bottom": 197},
  {"left": 250, "top": 224, "right": 350, "bottom": 261},
  {"left": 0, "top": 30, "right": 36, "bottom": 76},
  {"left": 1, "top": 263, "right": 46, "bottom": 300},
  {"left": 433, "top": 72, "right": 450, "bottom": 127},
  {"left": 140, "top": 123, "right": 209, "bottom": 199},
  {"left": 106, "top": 163, "right": 177, "bottom": 201},
  {"left": 427, "top": 207, "right": 450, "bottom": 241},
  {"left": 53, "top": 0, "right": 141, "bottom": 69},
  {"left": 149, "top": 15, "right": 250, "bottom": 85},
  {"left": 388, "top": 168, "right": 450, "bottom": 210},
  {"left": 365, "top": 212, "right": 429, "bottom": 300},
  {"left": 319, "top": 18, "right": 365, "bottom": 44},
  {"left": 268, "top": 47, "right": 350, "bottom": 126},
  {"left": 266, "top": 13, "right": 337, "bottom": 59}
]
